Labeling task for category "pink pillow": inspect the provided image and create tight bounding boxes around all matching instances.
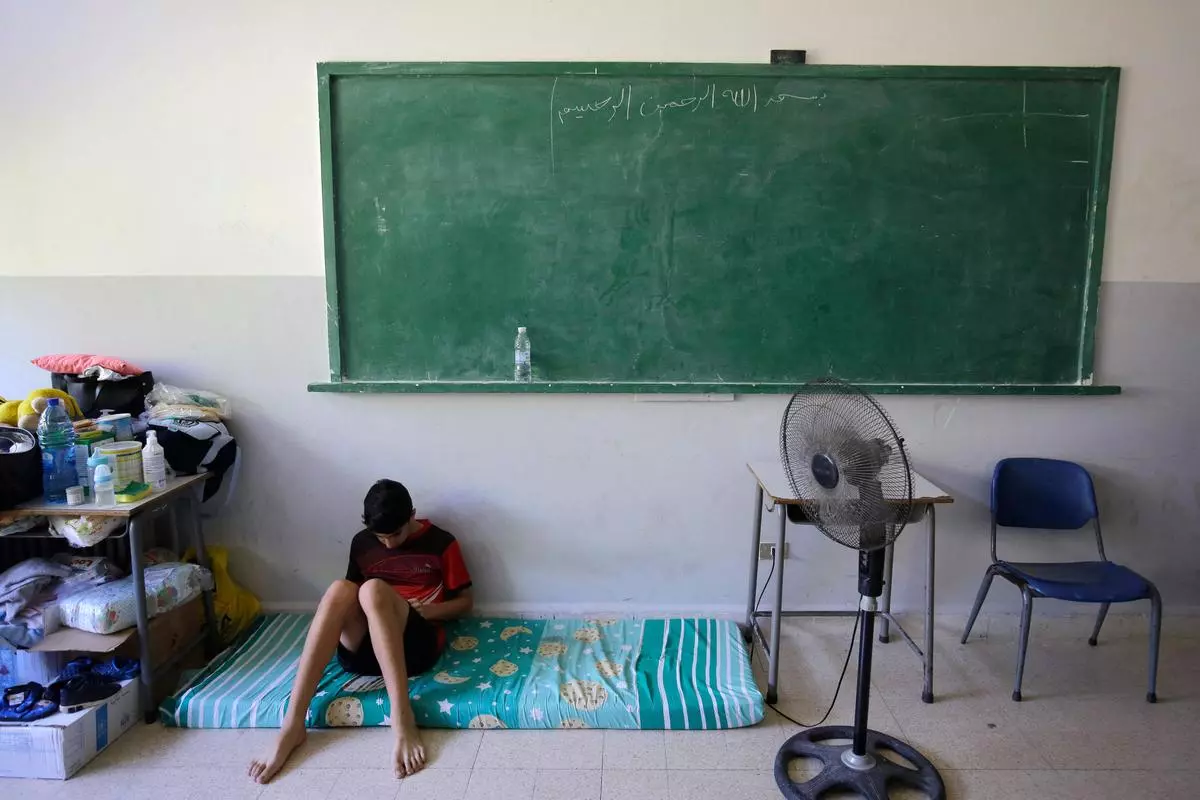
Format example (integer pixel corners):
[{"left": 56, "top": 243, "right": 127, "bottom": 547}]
[{"left": 32, "top": 354, "right": 145, "bottom": 376}]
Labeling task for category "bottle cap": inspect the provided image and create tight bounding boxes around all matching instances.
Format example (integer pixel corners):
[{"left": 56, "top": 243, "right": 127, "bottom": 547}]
[
  {"left": 47, "top": 398, "right": 60, "bottom": 406},
  {"left": 94, "top": 464, "right": 112, "bottom": 483},
  {"left": 518, "top": 326, "right": 527, "bottom": 333}
]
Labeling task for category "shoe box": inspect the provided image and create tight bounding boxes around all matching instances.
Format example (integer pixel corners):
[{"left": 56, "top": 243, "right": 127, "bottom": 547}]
[{"left": 0, "top": 678, "right": 138, "bottom": 779}]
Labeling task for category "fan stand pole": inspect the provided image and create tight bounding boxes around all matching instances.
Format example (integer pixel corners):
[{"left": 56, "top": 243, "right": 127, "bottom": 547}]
[
  {"left": 849, "top": 548, "right": 887, "bottom": 765},
  {"left": 774, "top": 549, "right": 946, "bottom": 799},
  {"left": 848, "top": 603, "right": 877, "bottom": 766}
]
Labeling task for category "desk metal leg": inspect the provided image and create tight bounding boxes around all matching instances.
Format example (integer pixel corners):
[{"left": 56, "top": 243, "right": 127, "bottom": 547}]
[
  {"left": 879, "top": 542, "right": 895, "bottom": 643},
  {"left": 766, "top": 505, "right": 787, "bottom": 705},
  {"left": 128, "top": 517, "right": 156, "bottom": 723},
  {"left": 744, "top": 486, "right": 765, "bottom": 633},
  {"left": 189, "top": 487, "right": 219, "bottom": 656},
  {"left": 923, "top": 505, "right": 937, "bottom": 704}
]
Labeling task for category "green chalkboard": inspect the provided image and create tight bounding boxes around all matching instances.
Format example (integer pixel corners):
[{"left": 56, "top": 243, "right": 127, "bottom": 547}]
[{"left": 311, "top": 63, "right": 1119, "bottom": 394}]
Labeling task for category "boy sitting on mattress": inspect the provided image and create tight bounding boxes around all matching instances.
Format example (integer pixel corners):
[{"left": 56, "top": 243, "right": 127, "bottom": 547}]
[{"left": 248, "top": 479, "right": 473, "bottom": 783}]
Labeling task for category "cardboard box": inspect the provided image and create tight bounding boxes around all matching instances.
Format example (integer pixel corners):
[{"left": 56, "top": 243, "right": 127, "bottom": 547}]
[
  {"left": 31, "top": 596, "right": 204, "bottom": 667},
  {"left": 112, "top": 596, "right": 205, "bottom": 671},
  {"left": 0, "top": 679, "right": 138, "bottom": 779}
]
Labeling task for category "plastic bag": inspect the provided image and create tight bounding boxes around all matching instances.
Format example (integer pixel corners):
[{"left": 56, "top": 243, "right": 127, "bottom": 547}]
[
  {"left": 146, "top": 382, "right": 231, "bottom": 419},
  {"left": 184, "top": 545, "right": 259, "bottom": 644},
  {"left": 49, "top": 515, "right": 125, "bottom": 547}
]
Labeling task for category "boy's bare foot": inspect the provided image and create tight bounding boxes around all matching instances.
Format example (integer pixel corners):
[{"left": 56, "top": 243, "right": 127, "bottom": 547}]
[
  {"left": 393, "top": 720, "right": 426, "bottom": 777},
  {"left": 248, "top": 724, "right": 307, "bottom": 784}
]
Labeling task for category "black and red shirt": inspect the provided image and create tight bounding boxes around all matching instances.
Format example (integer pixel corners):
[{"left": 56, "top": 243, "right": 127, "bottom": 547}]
[{"left": 345, "top": 520, "right": 472, "bottom": 608}]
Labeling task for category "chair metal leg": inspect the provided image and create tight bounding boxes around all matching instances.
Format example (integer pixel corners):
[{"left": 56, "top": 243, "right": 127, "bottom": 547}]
[
  {"left": 1088, "top": 603, "right": 1110, "bottom": 647},
  {"left": 961, "top": 566, "right": 996, "bottom": 644},
  {"left": 1012, "top": 588, "right": 1034, "bottom": 701},
  {"left": 1147, "top": 585, "right": 1162, "bottom": 703}
]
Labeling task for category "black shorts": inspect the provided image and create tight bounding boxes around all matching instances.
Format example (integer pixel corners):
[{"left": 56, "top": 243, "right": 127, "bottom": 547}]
[{"left": 335, "top": 609, "right": 441, "bottom": 678}]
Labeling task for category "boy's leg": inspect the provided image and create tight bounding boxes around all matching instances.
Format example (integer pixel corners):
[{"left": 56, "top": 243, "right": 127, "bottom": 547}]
[
  {"left": 358, "top": 578, "right": 426, "bottom": 778},
  {"left": 248, "top": 579, "right": 366, "bottom": 784}
]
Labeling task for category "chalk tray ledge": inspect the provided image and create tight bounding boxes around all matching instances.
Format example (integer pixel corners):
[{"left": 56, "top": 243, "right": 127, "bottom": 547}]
[{"left": 308, "top": 381, "right": 1121, "bottom": 396}]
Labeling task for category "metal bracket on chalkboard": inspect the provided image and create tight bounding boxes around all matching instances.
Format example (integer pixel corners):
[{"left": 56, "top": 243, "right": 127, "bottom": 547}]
[{"left": 770, "top": 50, "right": 807, "bottom": 64}]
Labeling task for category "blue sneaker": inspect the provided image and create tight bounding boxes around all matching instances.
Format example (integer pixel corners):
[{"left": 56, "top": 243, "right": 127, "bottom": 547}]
[
  {"left": 92, "top": 657, "right": 140, "bottom": 681},
  {"left": 57, "top": 657, "right": 97, "bottom": 680},
  {"left": 57, "top": 656, "right": 140, "bottom": 682},
  {"left": 0, "top": 682, "right": 59, "bottom": 722}
]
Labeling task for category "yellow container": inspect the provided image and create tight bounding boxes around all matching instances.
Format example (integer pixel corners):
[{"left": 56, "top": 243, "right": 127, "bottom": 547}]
[{"left": 94, "top": 441, "right": 143, "bottom": 488}]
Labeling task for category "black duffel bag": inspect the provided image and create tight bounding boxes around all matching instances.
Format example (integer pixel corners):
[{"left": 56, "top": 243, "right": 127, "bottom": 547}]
[
  {"left": 0, "top": 428, "right": 41, "bottom": 510},
  {"left": 52, "top": 370, "right": 154, "bottom": 418}
]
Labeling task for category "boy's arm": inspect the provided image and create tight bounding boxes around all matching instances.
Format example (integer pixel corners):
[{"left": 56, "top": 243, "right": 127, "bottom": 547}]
[{"left": 413, "top": 588, "right": 473, "bottom": 621}]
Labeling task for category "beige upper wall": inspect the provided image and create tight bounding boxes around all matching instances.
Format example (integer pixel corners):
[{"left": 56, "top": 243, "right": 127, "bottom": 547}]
[{"left": 1, "top": 0, "right": 1196, "bottom": 281}]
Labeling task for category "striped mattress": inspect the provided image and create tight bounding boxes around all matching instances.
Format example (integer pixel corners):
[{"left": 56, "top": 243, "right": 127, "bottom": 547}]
[{"left": 161, "top": 614, "right": 764, "bottom": 730}]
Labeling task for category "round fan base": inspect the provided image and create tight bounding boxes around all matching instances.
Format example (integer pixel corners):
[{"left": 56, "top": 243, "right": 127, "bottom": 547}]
[{"left": 774, "top": 726, "right": 945, "bottom": 800}]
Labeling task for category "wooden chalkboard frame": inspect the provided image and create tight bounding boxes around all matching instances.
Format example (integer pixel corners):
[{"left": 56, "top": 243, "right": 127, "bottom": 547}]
[{"left": 310, "top": 62, "right": 1121, "bottom": 396}]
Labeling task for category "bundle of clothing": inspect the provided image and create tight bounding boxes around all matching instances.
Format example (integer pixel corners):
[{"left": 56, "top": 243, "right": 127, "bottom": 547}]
[
  {"left": 0, "top": 555, "right": 122, "bottom": 648},
  {"left": 145, "top": 383, "right": 239, "bottom": 504}
]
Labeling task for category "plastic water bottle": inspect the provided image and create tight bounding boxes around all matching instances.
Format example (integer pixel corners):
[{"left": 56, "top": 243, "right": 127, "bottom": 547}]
[
  {"left": 142, "top": 430, "right": 167, "bottom": 491},
  {"left": 514, "top": 326, "right": 532, "bottom": 383},
  {"left": 93, "top": 463, "right": 116, "bottom": 507},
  {"left": 37, "top": 398, "right": 78, "bottom": 503}
]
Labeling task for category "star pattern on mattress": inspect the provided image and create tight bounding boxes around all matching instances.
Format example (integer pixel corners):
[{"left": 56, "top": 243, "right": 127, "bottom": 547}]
[{"left": 277, "top": 615, "right": 763, "bottom": 732}]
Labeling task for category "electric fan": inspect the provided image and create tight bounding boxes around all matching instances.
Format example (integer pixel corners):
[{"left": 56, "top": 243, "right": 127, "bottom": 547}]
[{"left": 773, "top": 378, "right": 945, "bottom": 800}]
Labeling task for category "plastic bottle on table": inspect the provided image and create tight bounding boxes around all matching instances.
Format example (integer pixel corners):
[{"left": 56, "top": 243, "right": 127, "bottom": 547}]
[
  {"left": 142, "top": 430, "right": 167, "bottom": 491},
  {"left": 37, "top": 398, "right": 78, "bottom": 504},
  {"left": 93, "top": 463, "right": 116, "bottom": 507},
  {"left": 87, "top": 449, "right": 111, "bottom": 496},
  {"left": 514, "top": 326, "right": 532, "bottom": 383}
]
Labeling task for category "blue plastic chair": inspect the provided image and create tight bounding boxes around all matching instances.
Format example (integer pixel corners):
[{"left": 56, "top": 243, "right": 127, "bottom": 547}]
[{"left": 960, "top": 458, "right": 1162, "bottom": 702}]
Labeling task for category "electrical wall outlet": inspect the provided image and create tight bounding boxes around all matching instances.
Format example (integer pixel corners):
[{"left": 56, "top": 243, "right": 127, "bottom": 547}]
[{"left": 758, "top": 542, "right": 790, "bottom": 560}]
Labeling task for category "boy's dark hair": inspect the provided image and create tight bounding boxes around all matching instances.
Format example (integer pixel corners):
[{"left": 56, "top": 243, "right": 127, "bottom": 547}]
[{"left": 363, "top": 479, "right": 414, "bottom": 533}]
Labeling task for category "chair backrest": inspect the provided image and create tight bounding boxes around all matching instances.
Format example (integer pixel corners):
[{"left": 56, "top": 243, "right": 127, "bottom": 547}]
[{"left": 992, "top": 458, "right": 1098, "bottom": 530}]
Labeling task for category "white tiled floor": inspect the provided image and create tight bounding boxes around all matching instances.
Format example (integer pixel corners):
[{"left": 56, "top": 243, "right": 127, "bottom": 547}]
[{"left": 6, "top": 614, "right": 1198, "bottom": 799}]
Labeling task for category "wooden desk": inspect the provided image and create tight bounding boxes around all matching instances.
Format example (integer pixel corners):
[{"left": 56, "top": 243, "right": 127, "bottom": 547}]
[
  {"left": 745, "top": 461, "right": 953, "bottom": 705},
  {"left": 9, "top": 474, "right": 218, "bottom": 722}
]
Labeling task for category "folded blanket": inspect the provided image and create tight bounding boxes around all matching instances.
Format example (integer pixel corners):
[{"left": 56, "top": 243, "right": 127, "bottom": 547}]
[{"left": 0, "top": 558, "right": 73, "bottom": 648}]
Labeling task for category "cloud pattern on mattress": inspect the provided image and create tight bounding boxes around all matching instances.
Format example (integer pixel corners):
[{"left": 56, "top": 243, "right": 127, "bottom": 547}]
[{"left": 161, "top": 614, "right": 763, "bottom": 730}]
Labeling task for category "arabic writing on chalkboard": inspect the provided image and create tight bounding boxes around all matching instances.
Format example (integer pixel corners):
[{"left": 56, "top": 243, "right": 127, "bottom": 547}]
[{"left": 554, "top": 82, "right": 827, "bottom": 125}]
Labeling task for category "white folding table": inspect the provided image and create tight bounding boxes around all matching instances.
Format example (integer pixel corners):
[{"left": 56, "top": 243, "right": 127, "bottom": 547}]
[{"left": 744, "top": 461, "right": 953, "bottom": 704}]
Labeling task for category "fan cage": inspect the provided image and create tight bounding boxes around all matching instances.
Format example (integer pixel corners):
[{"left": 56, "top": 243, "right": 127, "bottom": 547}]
[{"left": 779, "top": 378, "right": 914, "bottom": 551}]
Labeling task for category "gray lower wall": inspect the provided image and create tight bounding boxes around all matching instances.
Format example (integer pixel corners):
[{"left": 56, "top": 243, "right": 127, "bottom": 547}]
[{"left": 1, "top": 277, "right": 1197, "bottom": 615}]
